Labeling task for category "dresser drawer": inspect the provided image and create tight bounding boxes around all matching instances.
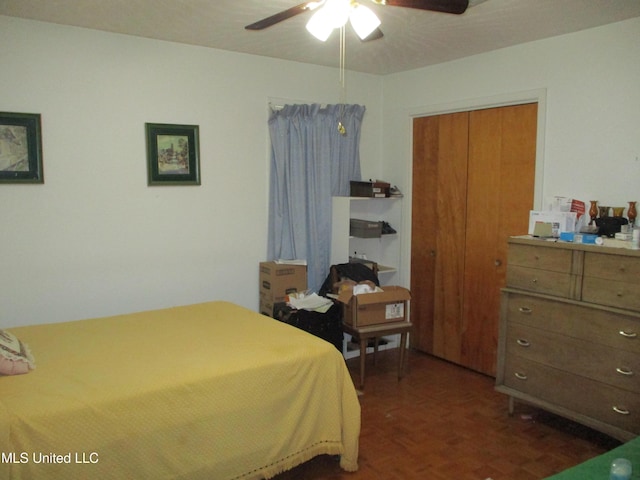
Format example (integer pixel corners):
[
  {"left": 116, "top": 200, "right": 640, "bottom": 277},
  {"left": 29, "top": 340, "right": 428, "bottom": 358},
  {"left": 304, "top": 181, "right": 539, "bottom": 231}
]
[
  {"left": 503, "top": 292, "right": 640, "bottom": 354},
  {"left": 584, "top": 252, "right": 640, "bottom": 283},
  {"left": 508, "top": 244, "right": 574, "bottom": 272},
  {"left": 582, "top": 276, "right": 640, "bottom": 312},
  {"left": 505, "top": 323, "right": 640, "bottom": 393},
  {"left": 503, "top": 355, "right": 640, "bottom": 433},
  {"left": 506, "top": 265, "right": 573, "bottom": 297}
]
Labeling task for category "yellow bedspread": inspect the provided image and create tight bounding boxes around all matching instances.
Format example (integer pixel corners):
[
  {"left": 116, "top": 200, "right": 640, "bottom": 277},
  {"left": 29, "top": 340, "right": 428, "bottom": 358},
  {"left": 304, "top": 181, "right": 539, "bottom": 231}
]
[{"left": 0, "top": 301, "right": 360, "bottom": 479}]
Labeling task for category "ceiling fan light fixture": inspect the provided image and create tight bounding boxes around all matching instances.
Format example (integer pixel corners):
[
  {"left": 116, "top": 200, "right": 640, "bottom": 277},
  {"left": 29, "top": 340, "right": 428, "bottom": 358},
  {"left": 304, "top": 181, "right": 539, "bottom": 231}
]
[
  {"left": 324, "top": 0, "right": 352, "bottom": 28},
  {"left": 307, "top": 0, "right": 356, "bottom": 40},
  {"left": 349, "top": 4, "right": 381, "bottom": 40},
  {"left": 306, "top": 7, "right": 334, "bottom": 41}
]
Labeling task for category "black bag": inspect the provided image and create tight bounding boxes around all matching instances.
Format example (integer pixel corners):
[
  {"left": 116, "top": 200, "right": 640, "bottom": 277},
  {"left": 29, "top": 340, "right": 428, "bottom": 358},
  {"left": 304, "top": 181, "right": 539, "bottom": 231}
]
[
  {"left": 273, "top": 302, "right": 343, "bottom": 352},
  {"left": 595, "top": 216, "right": 628, "bottom": 237}
]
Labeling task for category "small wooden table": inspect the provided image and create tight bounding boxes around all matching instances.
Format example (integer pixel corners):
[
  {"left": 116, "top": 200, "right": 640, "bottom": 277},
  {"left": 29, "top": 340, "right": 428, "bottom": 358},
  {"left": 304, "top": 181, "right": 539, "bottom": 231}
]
[{"left": 342, "top": 321, "right": 413, "bottom": 389}]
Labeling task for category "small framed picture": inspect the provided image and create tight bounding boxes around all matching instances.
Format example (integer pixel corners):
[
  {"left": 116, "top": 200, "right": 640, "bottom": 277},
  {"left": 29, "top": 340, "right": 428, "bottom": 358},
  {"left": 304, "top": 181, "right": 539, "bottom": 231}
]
[
  {"left": 145, "top": 123, "right": 200, "bottom": 185},
  {"left": 0, "top": 112, "right": 44, "bottom": 184}
]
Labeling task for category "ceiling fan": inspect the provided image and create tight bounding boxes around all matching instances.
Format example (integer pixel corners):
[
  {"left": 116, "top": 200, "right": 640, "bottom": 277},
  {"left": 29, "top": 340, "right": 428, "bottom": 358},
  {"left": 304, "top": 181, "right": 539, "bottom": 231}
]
[{"left": 245, "top": 0, "right": 469, "bottom": 41}]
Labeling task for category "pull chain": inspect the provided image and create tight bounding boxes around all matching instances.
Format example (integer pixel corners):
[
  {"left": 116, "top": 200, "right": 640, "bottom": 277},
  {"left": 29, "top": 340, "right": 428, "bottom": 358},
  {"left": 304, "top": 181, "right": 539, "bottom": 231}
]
[{"left": 338, "top": 24, "right": 347, "bottom": 135}]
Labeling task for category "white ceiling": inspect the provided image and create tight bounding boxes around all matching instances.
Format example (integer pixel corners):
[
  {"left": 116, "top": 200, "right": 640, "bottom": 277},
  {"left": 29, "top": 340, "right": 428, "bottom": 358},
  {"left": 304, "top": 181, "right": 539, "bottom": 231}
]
[{"left": 2, "top": 0, "right": 640, "bottom": 75}]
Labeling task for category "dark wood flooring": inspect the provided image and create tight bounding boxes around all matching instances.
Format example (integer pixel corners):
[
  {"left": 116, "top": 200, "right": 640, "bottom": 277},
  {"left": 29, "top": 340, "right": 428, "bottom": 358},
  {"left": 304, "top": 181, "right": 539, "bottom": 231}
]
[{"left": 274, "top": 349, "right": 621, "bottom": 480}]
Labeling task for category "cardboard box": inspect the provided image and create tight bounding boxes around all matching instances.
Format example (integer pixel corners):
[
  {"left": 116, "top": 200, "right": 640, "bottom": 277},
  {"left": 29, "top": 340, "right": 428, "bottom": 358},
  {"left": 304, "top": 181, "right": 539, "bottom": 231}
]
[
  {"left": 259, "top": 298, "right": 275, "bottom": 317},
  {"left": 338, "top": 285, "right": 411, "bottom": 327},
  {"left": 350, "top": 180, "right": 390, "bottom": 198},
  {"left": 350, "top": 218, "right": 382, "bottom": 238},
  {"left": 259, "top": 262, "right": 307, "bottom": 306}
]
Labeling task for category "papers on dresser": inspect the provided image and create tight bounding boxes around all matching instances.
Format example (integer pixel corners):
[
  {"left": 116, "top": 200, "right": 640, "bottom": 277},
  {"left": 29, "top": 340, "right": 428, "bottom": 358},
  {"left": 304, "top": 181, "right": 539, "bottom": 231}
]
[{"left": 528, "top": 211, "right": 577, "bottom": 237}]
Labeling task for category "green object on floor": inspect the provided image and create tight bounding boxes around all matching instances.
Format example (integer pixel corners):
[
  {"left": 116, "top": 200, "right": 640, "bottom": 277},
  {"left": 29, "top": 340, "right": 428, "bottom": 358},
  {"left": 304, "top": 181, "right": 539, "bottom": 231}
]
[{"left": 544, "top": 436, "right": 639, "bottom": 479}]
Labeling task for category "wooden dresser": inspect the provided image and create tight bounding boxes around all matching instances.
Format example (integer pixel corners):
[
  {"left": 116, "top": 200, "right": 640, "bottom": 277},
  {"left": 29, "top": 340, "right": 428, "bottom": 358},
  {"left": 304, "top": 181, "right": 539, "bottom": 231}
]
[{"left": 496, "top": 235, "right": 640, "bottom": 441}]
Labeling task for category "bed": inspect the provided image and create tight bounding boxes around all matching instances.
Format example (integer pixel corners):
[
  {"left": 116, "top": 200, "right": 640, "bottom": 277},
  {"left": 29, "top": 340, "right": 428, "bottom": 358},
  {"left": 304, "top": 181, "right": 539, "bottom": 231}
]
[
  {"left": 0, "top": 301, "right": 360, "bottom": 479},
  {"left": 544, "top": 435, "right": 639, "bottom": 479}
]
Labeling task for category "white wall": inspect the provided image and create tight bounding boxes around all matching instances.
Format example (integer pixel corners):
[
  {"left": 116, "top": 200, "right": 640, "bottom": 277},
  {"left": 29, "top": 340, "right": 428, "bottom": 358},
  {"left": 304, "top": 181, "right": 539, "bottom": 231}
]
[
  {"left": 0, "top": 16, "right": 383, "bottom": 327},
  {"left": 2, "top": 15, "right": 639, "bottom": 327},
  {"left": 381, "top": 17, "right": 640, "bottom": 287}
]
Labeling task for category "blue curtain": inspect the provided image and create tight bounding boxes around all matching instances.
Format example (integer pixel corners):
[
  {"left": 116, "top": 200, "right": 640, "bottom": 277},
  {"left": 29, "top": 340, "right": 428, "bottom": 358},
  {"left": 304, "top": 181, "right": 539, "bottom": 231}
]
[{"left": 267, "top": 104, "right": 365, "bottom": 293}]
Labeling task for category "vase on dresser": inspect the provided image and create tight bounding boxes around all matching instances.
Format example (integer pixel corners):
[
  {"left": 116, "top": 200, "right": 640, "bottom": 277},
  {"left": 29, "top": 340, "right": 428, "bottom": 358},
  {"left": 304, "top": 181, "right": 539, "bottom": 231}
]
[
  {"left": 613, "top": 207, "right": 625, "bottom": 217},
  {"left": 628, "top": 201, "right": 637, "bottom": 227},
  {"left": 589, "top": 201, "right": 598, "bottom": 225}
]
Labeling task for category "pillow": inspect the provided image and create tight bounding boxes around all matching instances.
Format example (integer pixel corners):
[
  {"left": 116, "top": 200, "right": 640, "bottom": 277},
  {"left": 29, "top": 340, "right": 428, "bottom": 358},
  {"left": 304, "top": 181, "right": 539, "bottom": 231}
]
[{"left": 0, "top": 328, "right": 35, "bottom": 375}]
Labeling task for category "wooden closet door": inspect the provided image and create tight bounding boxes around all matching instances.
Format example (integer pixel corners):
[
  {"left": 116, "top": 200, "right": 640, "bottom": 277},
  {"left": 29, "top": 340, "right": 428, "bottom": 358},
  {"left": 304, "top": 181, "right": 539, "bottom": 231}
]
[
  {"left": 463, "top": 104, "right": 537, "bottom": 375},
  {"left": 411, "top": 112, "right": 468, "bottom": 362},
  {"left": 411, "top": 103, "right": 537, "bottom": 376}
]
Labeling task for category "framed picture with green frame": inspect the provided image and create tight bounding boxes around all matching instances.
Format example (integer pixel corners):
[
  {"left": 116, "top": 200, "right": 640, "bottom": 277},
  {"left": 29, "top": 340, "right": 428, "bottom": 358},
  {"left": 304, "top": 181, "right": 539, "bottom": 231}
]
[
  {"left": 145, "top": 122, "right": 200, "bottom": 186},
  {"left": 0, "top": 112, "right": 44, "bottom": 184}
]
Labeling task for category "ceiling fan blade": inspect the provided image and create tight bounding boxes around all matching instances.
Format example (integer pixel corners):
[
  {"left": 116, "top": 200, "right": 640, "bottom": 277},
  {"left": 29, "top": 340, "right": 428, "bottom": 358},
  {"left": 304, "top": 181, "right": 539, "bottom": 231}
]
[
  {"left": 380, "top": 0, "right": 469, "bottom": 14},
  {"left": 361, "top": 28, "right": 384, "bottom": 42},
  {"left": 245, "top": 2, "right": 318, "bottom": 30}
]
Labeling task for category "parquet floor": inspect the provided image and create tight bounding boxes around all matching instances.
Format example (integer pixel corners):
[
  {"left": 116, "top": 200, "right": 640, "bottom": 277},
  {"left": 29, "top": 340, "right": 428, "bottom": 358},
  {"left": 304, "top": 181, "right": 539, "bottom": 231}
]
[{"left": 274, "top": 349, "right": 621, "bottom": 480}]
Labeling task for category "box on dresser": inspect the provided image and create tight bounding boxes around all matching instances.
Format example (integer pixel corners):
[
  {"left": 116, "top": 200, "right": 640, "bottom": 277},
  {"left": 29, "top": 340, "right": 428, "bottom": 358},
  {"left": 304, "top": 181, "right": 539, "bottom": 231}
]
[{"left": 496, "top": 236, "right": 640, "bottom": 441}]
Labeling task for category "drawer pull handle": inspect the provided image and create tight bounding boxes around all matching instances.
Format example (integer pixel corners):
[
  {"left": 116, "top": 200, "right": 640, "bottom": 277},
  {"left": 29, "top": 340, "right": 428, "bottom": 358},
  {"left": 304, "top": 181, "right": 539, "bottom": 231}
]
[
  {"left": 612, "top": 406, "right": 630, "bottom": 415},
  {"left": 518, "top": 307, "right": 532, "bottom": 315},
  {"left": 616, "top": 367, "right": 634, "bottom": 376},
  {"left": 616, "top": 292, "right": 623, "bottom": 297},
  {"left": 531, "top": 278, "right": 538, "bottom": 284},
  {"left": 514, "top": 372, "right": 528, "bottom": 380},
  {"left": 516, "top": 339, "right": 531, "bottom": 347},
  {"left": 619, "top": 330, "right": 638, "bottom": 338}
]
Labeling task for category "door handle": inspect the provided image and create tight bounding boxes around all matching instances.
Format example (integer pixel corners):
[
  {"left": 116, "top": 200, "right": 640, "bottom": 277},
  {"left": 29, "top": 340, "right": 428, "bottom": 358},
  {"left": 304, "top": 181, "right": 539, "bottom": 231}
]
[
  {"left": 616, "top": 367, "right": 634, "bottom": 376},
  {"left": 612, "top": 406, "right": 630, "bottom": 415},
  {"left": 619, "top": 330, "right": 637, "bottom": 338}
]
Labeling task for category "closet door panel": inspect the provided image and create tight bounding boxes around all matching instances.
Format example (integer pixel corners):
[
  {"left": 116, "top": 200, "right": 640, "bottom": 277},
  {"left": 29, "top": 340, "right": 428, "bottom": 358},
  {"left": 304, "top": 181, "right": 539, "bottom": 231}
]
[
  {"left": 411, "top": 113, "right": 468, "bottom": 359},
  {"left": 498, "top": 103, "right": 537, "bottom": 239},
  {"left": 463, "top": 104, "right": 537, "bottom": 375},
  {"left": 411, "top": 116, "right": 439, "bottom": 353},
  {"left": 432, "top": 112, "right": 469, "bottom": 362},
  {"left": 463, "top": 107, "right": 503, "bottom": 374}
]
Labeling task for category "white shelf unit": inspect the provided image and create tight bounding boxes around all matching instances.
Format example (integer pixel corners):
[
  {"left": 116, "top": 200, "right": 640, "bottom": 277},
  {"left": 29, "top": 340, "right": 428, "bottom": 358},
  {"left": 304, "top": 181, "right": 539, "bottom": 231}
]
[
  {"left": 331, "top": 196, "right": 404, "bottom": 358},
  {"left": 331, "top": 196, "right": 402, "bottom": 282}
]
